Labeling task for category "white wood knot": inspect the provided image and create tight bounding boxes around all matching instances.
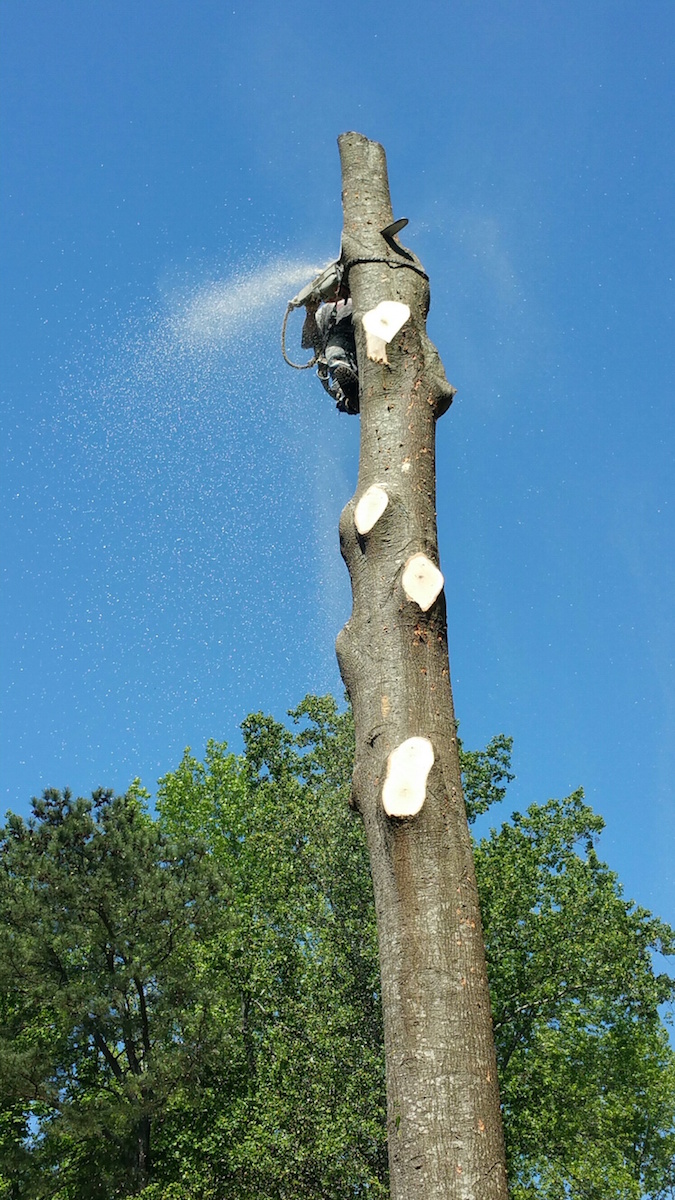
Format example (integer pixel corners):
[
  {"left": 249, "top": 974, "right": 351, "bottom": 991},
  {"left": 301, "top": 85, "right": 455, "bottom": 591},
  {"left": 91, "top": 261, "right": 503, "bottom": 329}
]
[
  {"left": 382, "top": 736, "right": 434, "bottom": 817},
  {"left": 362, "top": 301, "right": 410, "bottom": 363},
  {"left": 401, "top": 553, "right": 444, "bottom": 612},
  {"left": 354, "top": 485, "right": 389, "bottom": 535}
]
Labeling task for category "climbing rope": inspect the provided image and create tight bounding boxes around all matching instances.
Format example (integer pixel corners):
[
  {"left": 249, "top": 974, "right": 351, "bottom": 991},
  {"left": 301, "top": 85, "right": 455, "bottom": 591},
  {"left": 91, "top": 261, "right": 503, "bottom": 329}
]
[
  {"left": 281, "top": 304, "right": 318, "bottom": 370},
  {"left": 343, "top": 256, "right": 429, "bottom": 284},
  {"left": 281, "top": 299, "right": 339, "bottom": 371}
]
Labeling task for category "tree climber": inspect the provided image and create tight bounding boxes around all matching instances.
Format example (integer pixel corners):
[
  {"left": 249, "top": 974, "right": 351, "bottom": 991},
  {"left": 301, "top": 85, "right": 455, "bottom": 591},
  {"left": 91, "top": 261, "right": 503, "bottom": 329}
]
[
  {"left": 281, "top": 260, "right": 360, "bottom": 414},
  {"left": 302, "top": 296, "right": 359, "bottom": 414}
]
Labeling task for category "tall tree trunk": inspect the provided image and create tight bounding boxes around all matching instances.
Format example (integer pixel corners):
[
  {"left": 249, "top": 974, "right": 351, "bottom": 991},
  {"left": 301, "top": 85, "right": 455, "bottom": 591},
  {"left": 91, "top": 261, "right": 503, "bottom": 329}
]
[
  {"left": 134, "top": 1113, "right": 151, "bottom": 1193},
  {"left": 336, "top": 132, "right": 509, "bottom": 1200}
]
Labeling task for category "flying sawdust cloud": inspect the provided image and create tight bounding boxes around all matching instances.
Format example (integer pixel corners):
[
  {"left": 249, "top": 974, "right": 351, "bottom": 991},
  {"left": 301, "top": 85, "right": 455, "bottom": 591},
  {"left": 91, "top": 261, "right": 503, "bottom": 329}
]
[
  {"left": 168, "top": 258, "right": 324, "bottom": 348},
  {"left": 55, "top": 254, "right": 353, "bottom": 754}
]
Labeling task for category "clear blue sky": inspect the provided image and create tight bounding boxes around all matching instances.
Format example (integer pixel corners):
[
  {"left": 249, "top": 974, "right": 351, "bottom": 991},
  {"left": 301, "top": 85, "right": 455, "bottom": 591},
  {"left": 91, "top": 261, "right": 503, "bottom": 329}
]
[{"left": 2, "top": 1, "right": 673, "bottom": 931}]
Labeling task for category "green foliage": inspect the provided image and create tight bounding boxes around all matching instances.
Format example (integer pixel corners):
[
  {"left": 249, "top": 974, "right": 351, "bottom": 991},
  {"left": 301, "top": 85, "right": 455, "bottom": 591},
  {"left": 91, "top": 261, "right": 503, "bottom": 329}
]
[
  {"left": 476, "top": 792, "right": 675, "bottom": 1199},
  {"left": 156, "top": 696, "right": 387, "bottom": 1197},
  {"left": 459, "top": 732, "right": 515, "bottom": 823},
  {"left": 1, "top": 696, "right": 674, "bottom": 1198},
  {"left": 0, "top": 785, "right": 229, "bottom": 1198}
]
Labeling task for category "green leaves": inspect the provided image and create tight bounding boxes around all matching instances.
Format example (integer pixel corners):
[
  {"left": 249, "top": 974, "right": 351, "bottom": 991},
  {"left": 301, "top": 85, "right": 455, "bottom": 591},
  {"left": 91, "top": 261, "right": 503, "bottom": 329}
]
[
  {"left": 475, "top": 791, "right": 675, "bottom": 1198},
  {"left": 0, "top": 786, "right": 230, "bottom": 1198},
  {"left": 459, "top": 732, "right": 515, "bottom": 823},
  {"left": 155, "top": 697, "right": 386, "bottom": 1198},
  {"left": 2, "top": 698, "right": 674, "bottom": 1198}
]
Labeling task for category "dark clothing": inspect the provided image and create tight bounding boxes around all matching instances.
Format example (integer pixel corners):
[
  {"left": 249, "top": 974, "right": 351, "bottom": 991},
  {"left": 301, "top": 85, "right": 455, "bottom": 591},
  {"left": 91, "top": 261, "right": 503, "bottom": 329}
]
[{"left": 302, "top": 300, "right": 359, "bottom": 414}]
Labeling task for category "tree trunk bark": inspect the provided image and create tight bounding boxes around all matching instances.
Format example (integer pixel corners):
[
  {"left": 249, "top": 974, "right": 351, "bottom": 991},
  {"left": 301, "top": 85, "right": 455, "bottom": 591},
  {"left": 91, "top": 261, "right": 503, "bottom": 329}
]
[
  {"left": 136, "top": 1112, "right": 151, "bottom": 1192},
  {"left": 336, "top": 132, "right": 509, "bottom": 1200}
]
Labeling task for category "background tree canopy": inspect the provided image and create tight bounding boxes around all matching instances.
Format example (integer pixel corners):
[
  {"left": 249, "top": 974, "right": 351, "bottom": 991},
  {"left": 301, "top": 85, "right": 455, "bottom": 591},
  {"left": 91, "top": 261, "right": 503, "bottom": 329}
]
[{"left": 1, "top": 696, "right": 673, "bottom": 1199}]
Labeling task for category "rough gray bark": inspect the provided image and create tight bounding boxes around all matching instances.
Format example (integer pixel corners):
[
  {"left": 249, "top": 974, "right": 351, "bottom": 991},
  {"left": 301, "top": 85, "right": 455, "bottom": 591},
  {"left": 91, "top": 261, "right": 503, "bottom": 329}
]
[{"left": 336, "top": 132, "right": 509, "bottom": 1200}]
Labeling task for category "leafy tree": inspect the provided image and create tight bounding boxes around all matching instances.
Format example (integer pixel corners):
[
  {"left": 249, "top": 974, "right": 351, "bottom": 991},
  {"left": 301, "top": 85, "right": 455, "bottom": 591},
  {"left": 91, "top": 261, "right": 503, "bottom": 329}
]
[
  {"left": 155, "top": 696, "right": 387, "bottom": 1198},
  {"left": 2, "top": 697, "right": 674, "bottom": 1199},
  {"left": 156, "top": 697, "right": 675, "bottom": 1199},
  {"left": 476, "top": 791, "right": 675, "bottom": 1199},
  {"left": 0, "top": 785, "right": 229, "bottom": 1198}
]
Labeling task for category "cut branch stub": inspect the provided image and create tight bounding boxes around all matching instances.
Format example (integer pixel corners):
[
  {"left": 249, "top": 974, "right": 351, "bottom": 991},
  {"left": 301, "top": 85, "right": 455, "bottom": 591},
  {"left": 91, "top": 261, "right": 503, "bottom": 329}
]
[
  {"left": 362, "top": 300, "right": 411, "bottom": 363},
  {"left": 401, "top": 552, "right": 445, "bottom": 612},
  {"left": 381, "top": 736, "right": 435, "bottom": 817},
  {"left": 363, "top": 331, "right": 389, "bottom": 364},
  {"left": 362, "top": 300, "right": 411, "bottom": 342},
  {"left": 354, "top": 485, "right": 389, "bottom": 535}
]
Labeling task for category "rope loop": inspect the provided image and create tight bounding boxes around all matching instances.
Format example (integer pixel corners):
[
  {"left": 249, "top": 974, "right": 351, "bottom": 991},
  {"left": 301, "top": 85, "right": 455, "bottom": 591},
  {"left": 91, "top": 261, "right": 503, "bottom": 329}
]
[{"left": 281, "top": 305, "right": 319, "bottom": 370}]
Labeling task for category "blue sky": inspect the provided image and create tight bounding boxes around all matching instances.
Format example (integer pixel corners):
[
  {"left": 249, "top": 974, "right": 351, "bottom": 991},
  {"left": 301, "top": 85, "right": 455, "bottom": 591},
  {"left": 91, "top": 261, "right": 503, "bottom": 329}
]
[{"left": 1, "top": 1, "right": 673, "bottom": 931}]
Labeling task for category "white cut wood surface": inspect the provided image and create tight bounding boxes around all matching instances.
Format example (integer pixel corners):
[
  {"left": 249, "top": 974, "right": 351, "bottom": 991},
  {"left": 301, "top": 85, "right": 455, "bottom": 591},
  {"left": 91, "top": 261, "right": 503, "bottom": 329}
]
[
  {"left": 354, "top": 485, "right": 389, "bottom": 534},
  {"left": 362, "top": 300, "right": 411, "bottom": 342},
  {"left": 382, "top": 736, "right": 435, "bottom": 817},
  {"left": 364, "top": 329, "right": 389, "bottom": 363},
  {"left": 401, "top": 552, "right": 444, "bottom": 612}
]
